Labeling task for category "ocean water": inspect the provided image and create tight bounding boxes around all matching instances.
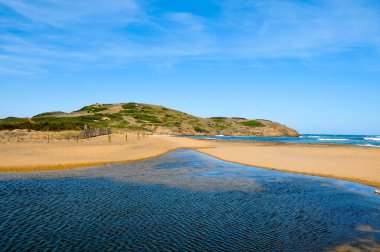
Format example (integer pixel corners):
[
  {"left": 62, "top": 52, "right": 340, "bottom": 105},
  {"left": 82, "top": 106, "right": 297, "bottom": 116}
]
[
  {"left": 188, "top": 134, "right": 380, "bottom": 147},
  {"left": 1, "top": 150, "right": 379, "bottom": 251}
]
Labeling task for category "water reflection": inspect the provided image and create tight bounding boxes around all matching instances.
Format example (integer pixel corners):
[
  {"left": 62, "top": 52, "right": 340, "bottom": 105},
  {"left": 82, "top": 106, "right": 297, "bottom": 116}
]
[{"left": 0, "top": 149, "right": 379, "bottom": 251}]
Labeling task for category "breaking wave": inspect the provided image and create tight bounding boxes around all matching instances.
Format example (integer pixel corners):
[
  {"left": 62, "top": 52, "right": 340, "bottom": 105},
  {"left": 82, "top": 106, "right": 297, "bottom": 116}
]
[
  {"left": 318, "top": 138, "right": 349, "bottom": 141},
  {"left": 364, "top": 137, "right": 380, "bottom": 141}
]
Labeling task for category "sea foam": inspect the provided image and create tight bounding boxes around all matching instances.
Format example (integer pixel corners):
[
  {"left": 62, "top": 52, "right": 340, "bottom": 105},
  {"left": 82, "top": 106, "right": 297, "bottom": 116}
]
[
  {"left": 364, "top": 137, "right": 380, "bottom": 141},
  {"left": 318, "top": 138, "right": 349, "bottom": 141}
]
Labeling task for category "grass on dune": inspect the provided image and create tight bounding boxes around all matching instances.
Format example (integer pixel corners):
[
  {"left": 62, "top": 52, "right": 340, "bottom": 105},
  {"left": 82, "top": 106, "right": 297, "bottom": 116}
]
[
  {"left": 0, "top": 103, "right": 277, "bottom": 134},
  {"left": 240, "top": 120, "right": 264, "bottom": 127},
  {"left": 76, "top": 104, "right": 108, "bottom": 113}
]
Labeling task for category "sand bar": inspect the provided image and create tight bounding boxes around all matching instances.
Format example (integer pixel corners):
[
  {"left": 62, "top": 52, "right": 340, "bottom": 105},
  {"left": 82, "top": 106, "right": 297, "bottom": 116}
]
[
  {"left": 0, "top": 134, "right": 379, "bottom": 188},
  {"left": 197, "top": 140, "right": 380, "bottom": 188}
]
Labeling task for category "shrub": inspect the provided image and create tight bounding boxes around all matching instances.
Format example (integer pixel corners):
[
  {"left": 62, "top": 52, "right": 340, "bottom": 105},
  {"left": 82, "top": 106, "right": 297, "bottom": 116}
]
[
  {"left": 193, "top": 125, "right": 209, "bottom": 133},
  {"left": 142, "top": 105, "right": 153, "bottom": 110},
  {"left": 240, "top": 120, "right": 264, "bottom": 127},
  {"left": 209, "top": 117, "right": 227, "bottom": 120},
  {"left": 76, "top": 105, "right": 107, "bottom": 113},
  {"left": 90, "top": 107, "right": 107, "bottom": 113},
  {"left": 132, "top": 114, "right": 161, "bottom": 123},
  {"left": 163, "top": 121, "right": 181, "bottom": 127},
  {"left": 122, "top": 103, "right": 137, "bottom": 109},
  {"left": 231, "top": 117, "right": 247, "bottom": 120}
]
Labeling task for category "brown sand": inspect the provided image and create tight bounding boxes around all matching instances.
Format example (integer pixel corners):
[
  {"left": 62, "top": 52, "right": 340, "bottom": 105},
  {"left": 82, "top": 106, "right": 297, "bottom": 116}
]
[
  {"left": 197, "top": 140, "right": 380, "bottom": 188},
  {"left": 0, "top": 134, "right": 379, "bottom": 188},
  {"left": 0, "top": 133, "right": 211, "bottom": 172}
]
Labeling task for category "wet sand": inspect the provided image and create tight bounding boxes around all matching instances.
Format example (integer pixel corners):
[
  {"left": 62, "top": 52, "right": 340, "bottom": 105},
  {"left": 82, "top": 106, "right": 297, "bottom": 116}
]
[{"left": 0, "top": 134, "right": 379, "bottom": 187}]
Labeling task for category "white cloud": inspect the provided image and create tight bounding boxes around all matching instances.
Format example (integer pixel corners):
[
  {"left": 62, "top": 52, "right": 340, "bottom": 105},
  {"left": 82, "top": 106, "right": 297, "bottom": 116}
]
[
  {"left": 1, "top": 0, "right": 380, "bottom": 75},
  {"left": 166, "top": 12, "right": 205, "bottom": 31},
  {"left": 0, "top": 0, "right": 138, "bottom": 27},
  {"left": 218, "top": 0, "right": 380, "bottom": 58}
]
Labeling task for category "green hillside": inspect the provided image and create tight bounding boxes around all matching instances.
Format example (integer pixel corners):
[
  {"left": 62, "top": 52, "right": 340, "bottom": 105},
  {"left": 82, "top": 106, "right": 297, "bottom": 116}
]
[{"left": 0, "top": 103, "right": 299, "bottom": 136}]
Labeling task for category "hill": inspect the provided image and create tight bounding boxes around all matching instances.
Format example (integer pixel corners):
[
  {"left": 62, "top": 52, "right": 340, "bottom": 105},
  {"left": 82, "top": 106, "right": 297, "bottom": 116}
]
[{"left": 0, "top": 103, "right": 299, "bottom": 136}]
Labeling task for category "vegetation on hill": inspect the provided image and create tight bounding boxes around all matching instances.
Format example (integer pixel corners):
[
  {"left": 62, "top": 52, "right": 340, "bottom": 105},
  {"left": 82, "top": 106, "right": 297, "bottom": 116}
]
[
  {"left": 0, "top": 103, "right": 299, "bottom": 136},
  {"left": 34, "top": 111, "right": 65, "bottom": 117},
  {"left": 240, "top": 120, "right": 264, "bottom": 127},
  {"left": 76, "top": 104, "right": 108, "bottom": 113}
]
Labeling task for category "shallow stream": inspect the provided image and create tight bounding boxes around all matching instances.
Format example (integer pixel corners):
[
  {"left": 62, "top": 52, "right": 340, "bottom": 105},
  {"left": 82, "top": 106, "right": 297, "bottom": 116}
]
[{"left": 1, "top": 150, "right": 379, "bottom": 251}]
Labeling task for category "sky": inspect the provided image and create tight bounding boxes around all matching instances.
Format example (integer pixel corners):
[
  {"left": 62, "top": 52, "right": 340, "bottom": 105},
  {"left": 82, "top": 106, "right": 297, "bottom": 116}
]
[{"left": 1, "top": 0, "right": 380, "bottom": 134}]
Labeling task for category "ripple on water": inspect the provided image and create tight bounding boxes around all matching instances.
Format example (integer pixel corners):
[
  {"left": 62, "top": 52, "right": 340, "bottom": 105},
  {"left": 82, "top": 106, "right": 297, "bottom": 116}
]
[{"left": 0, "top": 149, "right": 380, "bottom": 251}]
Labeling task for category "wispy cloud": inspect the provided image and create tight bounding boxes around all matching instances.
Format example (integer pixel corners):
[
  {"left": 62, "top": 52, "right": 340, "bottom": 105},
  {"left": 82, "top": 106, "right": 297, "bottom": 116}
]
[
  {"left": 1, "top": 0, "right": 138, "bottom": 27},
  {"left": 218, "top": 0, "right": 380, "bottom": 58},
  {"left": 1, "top": 0, "right": 380, "bottom": 75}
]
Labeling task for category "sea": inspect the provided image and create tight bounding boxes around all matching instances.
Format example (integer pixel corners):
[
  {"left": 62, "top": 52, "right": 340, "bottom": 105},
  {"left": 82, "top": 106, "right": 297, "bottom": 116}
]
[
  {"left": 0, "top": 150, "right": 379, "bottom": 251},
  {"left": 187, "top": 134, "right": 380, "bottom": 147}
]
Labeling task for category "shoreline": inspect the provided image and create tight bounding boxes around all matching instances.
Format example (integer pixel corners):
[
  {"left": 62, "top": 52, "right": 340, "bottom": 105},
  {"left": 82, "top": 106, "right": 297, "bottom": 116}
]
[
  {"left": 179, "top": 136, "right": 380, "bottom": 149},
  {"left": 0, "top": 134, "right": 379, "bottom": 189},
  {"left": 196, "top": 149, "right": 380, "bottom": 188},
  {"left": 195, "top": 139, "right": 380, "bottom": 188},
  {"left": 0, "top": 147, "right": 210, "bottom": 173}
]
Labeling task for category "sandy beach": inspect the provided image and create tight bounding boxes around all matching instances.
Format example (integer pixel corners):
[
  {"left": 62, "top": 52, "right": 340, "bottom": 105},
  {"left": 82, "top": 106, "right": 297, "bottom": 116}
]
[
  {"left": 0, "top": 133, "right": 379, "bottom": 188},
  {"left": 199, "top": 140, "right": 380, "bottom": 188}
]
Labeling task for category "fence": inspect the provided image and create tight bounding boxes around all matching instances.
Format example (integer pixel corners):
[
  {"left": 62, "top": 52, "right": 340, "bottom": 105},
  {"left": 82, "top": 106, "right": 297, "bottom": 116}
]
[{"left": 79, "top": 128, "right": 111, "bottom": 139}]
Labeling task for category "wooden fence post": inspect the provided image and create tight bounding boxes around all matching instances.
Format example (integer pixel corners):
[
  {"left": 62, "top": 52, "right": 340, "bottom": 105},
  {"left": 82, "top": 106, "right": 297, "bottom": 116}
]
[
  {"left": 47, "top": 134, "right": 50, "bottom": 143},
  {"left": 126, "top": 133, "right": 128, "bottom": 141}
]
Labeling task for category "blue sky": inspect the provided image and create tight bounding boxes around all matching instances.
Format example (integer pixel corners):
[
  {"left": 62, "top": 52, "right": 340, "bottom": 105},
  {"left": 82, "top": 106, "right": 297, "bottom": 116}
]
[{"left": 1, "top": 0, "right": 380, "bottom": 134}]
